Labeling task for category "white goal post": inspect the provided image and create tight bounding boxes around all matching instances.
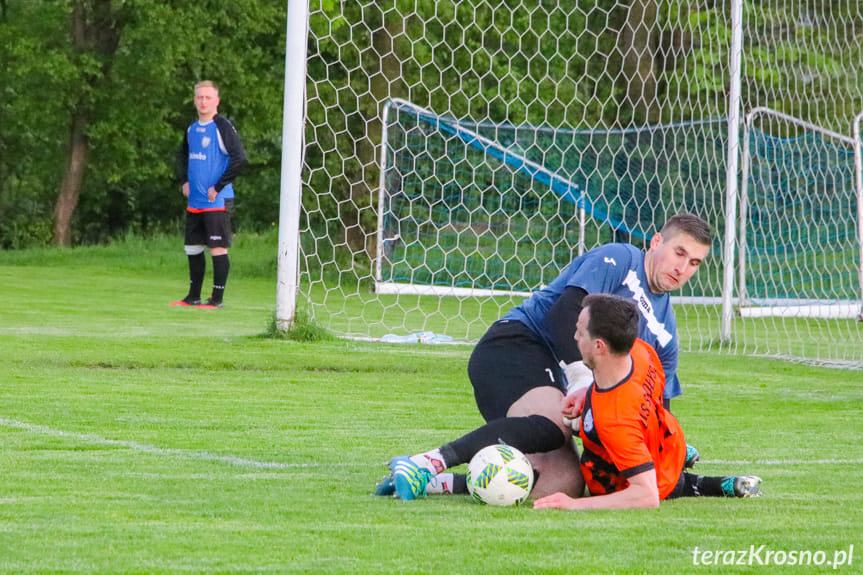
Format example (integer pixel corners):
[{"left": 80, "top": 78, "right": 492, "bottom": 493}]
[
  {"left": 738, "top": 107, "right": 863, "bottom": 320},
  {"left": 856, "top": 111, "right": 863, "bottom": 321},
  {"left": 374, "top": 98, "right": 587, "bottom": 299}
]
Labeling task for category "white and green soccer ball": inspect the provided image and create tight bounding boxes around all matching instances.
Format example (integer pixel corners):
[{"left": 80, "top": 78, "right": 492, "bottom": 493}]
[{"left": 466, "top": 444, "right": 534, "bottom": 506}]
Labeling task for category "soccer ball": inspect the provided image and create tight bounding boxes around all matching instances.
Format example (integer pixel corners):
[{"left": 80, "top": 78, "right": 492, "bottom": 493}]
[{"left": 466, "top": 444, "right": 534, "bottom": 506}]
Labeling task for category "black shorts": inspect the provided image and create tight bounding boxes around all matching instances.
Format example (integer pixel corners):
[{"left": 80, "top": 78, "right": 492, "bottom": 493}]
[
  {"left": 185, "top": 210, "right": 232, "bottom": 248},
  {"left": 468, "top": 320, "right": 565, "bottom": 422}
]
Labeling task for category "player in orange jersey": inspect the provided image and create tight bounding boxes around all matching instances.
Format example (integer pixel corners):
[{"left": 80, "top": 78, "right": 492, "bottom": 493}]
[{"left": 534, "top": 294, "right": 761, "bottom": 511}]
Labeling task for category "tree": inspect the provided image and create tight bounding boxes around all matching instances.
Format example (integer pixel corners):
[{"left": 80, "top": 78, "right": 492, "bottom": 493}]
[
  {"left": 0, "top": 1, "right": 74, "bottom": 247},
  {"left": 53, "top": 0, "right": 127, "bottom": 247},
  {"left": 618, "top": 0, "right": 659, "bottom": 125},
  {"left": 0, "top": 0, "right": 286, "bottom": 248}
]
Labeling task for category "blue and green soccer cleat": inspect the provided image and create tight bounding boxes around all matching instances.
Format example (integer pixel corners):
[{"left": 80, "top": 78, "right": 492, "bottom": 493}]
[
  {"left": 684, "top": 444, "right": 700, "bottom": 468},
  {"left": 390, "top": 456, "right": 431, "bottom": 500},
  {"left": 373, "top": 475, "right": 396, "bottom": 497}
]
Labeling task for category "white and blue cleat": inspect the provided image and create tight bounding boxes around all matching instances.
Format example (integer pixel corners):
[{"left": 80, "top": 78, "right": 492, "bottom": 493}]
[{"left": 722, "top": 475, "right": 763, "bottom": 497}]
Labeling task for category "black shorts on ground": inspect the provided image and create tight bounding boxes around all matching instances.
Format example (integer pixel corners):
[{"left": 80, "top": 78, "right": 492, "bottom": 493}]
[
  {"left": 185, "top": 210, "right": 232, "bottom": 248},
  {"left": 467, "top": 319, "right": 565, "bottom": 422}
]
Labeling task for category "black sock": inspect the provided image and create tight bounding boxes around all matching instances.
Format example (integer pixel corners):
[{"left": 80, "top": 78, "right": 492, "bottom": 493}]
[
  {"left": 440, "top": 415, "right": 565, "bottom": 468},
  {"left": 187, "top": 252, "right": 205, "bottom": 300},
  {"left": 452, "top": 473, "right": 468, "bottom": 494},
  {"left": 211, "top": 254, "right": 230, "bottom": 303},
  {"left": 678, "top": 473, "right": 728, "bottom": 497}
]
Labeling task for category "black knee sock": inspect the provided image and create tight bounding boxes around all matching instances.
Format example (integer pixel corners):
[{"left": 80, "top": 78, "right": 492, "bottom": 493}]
[
  {"left": 451, "top": 473, "right": 468, "bottom": 494},
  {"left": 440, "top": 415, "right": 565, "bottom": 468},
  {"left": 187, "top": 252, "right": 206, "bottom": 300},
  {"left": 696, "top": 474, "right": 731, "bottom": 497},
  {"left": 211, "top": 254, "right": 230, "bottom": 303},
  {"left": 679, "top": 472, "right": 728, "bottom": 497}
]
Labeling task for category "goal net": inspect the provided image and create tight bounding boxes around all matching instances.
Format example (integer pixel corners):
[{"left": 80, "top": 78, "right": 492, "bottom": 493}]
[
  {"left": 290, "top": 0, "right": 863, "bottom": 368},
  {"left": 376, "top": 98, "right": 727, "bottom": 301}
]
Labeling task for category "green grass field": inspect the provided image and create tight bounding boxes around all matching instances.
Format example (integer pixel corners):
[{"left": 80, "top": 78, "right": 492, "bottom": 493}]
[{"left": 1, "top": 235, "right": 861, "bottom": 573}]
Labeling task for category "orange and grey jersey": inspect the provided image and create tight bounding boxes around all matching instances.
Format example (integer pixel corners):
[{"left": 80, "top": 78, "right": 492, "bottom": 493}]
[{"left": 578, "top": 338, "right": 686, "bottom": 500}]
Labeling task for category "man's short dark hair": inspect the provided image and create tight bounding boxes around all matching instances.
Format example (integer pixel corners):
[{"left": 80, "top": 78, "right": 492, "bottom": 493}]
[
  {"left": 582, "top": 294, "right": 639, "bottom": 355},
  {"left": 660, "top": 213, "right": 712, "bottom": 246}
]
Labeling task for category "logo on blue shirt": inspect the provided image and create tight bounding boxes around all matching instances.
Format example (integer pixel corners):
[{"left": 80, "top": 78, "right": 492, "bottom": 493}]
[{"left": 622, "top": 270, "right": 673, "bottom": 347}]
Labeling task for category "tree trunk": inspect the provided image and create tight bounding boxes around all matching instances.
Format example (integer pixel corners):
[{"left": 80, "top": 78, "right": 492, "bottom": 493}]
[
  {"left": 52, "top": 1, "right": 88, "bottom": 247},
  {"left": 619, "top": 0, "right": 659, "bottom": 125},
  {"left": 53, "top": 113, "right": 89, "bottom": 247},
  {"left": 353, "top": 7, "right": 405, "bottom": 260},
  {"left": 52, "top": 0, "right": 123, "bottom": 246}
]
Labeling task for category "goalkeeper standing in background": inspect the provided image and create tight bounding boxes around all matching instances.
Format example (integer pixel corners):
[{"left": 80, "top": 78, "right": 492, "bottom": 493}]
[
  {"left": 376, "top": 213, "right": 712, "bottom": 500},
  {"left": 171, "top": 80, "right": 247, "bottom": 309}
]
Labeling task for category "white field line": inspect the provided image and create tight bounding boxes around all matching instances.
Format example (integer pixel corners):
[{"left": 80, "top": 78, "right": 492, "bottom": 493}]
[
  {"left": 0, "top": 417, "right": 313, "bottom": 470},
  {"left": 696, "top": 459, "right": 863, "bottom": 466},
  {"left": 4, "top": 417, "right": 860, "bottom": 469}
]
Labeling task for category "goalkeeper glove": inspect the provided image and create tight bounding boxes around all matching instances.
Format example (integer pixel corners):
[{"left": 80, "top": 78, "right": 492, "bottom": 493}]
[{"left": 560, "top": 359, "right": 592, "bottom": 395}]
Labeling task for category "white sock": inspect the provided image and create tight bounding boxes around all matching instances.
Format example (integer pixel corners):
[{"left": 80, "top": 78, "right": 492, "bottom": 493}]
[
  {"left": 426, "top": 473, "right": 455, "bottom": 494},
  {"left": 409, "top": 448, "right": 446, "bottom": 474}
]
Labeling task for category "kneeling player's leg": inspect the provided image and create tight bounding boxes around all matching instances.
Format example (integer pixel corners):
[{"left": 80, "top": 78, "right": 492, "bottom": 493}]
[
  {"left": 390, "top": 414, "right": 568, "bottom": 499},
  {"left": 526, "top": 447, "right": 584, "bottom": 499},
  {"left": 438, "top": 321, "right": 568, "bottom": 468},
  {"left": 440, "top": 410, "right": 569, "bottom": 470},
  {"left": 425, "top": 439, "right": 584, "bottom": 498},
  {"left": 386, "top": 321, "right": 569, "bottom": 499},
  {"left": 506, "top": 386, "right": 584, "bottom": 499},
  {"left": 668, "top": 472, "right": 763, "bottom": 498}
]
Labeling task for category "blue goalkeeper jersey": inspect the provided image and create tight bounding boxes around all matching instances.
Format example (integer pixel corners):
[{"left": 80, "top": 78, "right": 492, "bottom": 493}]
[
  {"left": 185, "top": 120, "right": 232, "bottom": 211},
  {"left": 504, "top": 243, "right": 681, "bottom": 399}
]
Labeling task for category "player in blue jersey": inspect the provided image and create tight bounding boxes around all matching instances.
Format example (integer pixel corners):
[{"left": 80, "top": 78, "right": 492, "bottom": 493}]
[
  {"left": 375, "top": 214, "right": 712, "bottom": 501},
  {"left": 171, "top": 81, "right": 247, "bottom": 309}
]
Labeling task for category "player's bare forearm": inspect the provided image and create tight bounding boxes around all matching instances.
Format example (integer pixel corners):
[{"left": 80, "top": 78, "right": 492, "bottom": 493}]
[{"left": 533, "top": 470, "right": 659, "bottom": 511}]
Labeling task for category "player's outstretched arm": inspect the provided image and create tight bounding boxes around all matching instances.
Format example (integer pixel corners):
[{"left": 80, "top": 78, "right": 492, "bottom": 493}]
[{"left": 533, "top": 469, "right": 659, "bottom": 510}]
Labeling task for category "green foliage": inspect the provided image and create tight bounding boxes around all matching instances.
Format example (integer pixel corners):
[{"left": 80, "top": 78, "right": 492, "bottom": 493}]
[
  {"left": 1, "top": 0, "right": 861, "bottom": 251},
  {"left": 742, "top": 2, "right": 863, "bottom": 132},
  {"left": 0, "top": 2, "right": 76, "bottom": 248},
  {"left": 0, "top": 0, "right": 287, "bottom": 247}
]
